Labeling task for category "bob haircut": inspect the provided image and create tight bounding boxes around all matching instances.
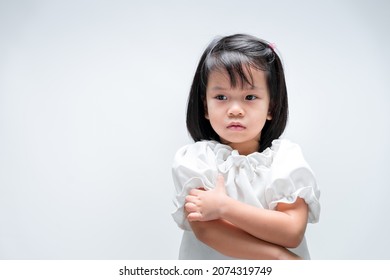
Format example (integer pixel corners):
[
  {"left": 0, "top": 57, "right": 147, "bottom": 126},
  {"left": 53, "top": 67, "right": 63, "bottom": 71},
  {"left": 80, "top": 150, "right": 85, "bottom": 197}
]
[{"left": 186, "top": 33, "right": 288, "bottom": 152}]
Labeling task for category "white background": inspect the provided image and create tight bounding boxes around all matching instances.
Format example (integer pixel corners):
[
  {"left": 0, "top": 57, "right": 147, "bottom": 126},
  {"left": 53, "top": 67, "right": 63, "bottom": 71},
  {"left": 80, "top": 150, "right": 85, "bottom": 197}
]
[{"left": 1, "top": 0, "right": 389, "bottom": 259}]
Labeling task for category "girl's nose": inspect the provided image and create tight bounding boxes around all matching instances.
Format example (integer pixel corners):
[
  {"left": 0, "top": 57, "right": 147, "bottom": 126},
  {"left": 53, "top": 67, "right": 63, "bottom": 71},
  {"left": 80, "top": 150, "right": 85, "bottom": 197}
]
[{"left": 228, "top": 102, "right": 244, "bottom": 117}]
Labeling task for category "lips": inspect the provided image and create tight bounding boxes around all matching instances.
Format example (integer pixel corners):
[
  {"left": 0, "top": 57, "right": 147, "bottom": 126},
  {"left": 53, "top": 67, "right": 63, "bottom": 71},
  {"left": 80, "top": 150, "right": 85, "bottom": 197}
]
[{"left": 227, "top": 122, "right": 246, "bottom": 131}]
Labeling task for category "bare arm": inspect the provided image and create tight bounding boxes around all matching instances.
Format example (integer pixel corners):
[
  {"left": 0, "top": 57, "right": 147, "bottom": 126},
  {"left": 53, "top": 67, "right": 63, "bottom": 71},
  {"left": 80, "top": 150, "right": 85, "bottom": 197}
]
[
  {"left": 188, "top": 215, "right": 301, "bottom": 260},
  {"left": 185, "top": 175, "right": 308, "bottom": 248},
  {"left": 218, "top": 196, "right": 308, "bottom": 248}
]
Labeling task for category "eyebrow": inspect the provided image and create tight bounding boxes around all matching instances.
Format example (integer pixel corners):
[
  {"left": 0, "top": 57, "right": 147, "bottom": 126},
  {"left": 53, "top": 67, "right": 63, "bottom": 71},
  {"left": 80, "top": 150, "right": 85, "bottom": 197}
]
[
  {"left": 209, "top": 85, "right": 265, "bottom": 91},
  {"left": 209, "top": 86, "right": 229, "bottom": 91}
]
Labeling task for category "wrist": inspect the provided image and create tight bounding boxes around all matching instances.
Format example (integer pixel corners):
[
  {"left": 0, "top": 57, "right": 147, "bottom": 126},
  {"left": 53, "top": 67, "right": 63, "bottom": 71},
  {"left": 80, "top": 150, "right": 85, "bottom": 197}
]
[{"left": 219, "top": 195, "right": 233, "bottom": 219}]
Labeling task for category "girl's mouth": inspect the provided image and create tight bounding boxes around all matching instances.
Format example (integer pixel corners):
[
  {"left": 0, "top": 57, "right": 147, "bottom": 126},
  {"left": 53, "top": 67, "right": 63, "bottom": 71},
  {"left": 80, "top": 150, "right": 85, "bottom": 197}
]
[{"left": 227, "top": 123, "right": 246, "bottom": 131}]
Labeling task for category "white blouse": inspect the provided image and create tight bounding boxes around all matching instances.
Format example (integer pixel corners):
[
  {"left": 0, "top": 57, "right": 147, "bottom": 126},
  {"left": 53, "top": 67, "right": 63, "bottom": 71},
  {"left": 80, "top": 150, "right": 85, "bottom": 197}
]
[{"left": 172, "top": 139, "right": 320, "bottom": 260}]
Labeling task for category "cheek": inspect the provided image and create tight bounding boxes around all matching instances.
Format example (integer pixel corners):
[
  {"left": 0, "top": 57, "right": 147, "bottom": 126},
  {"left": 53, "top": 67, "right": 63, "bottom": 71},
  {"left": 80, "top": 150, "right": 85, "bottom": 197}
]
[
  {"left": 206, "top": 111, "right": 218, "bottom": 124},
  {"left": 206, "top": 111, "right": 223, "bottom": 131},
  {"left": 249, "top": 107, "right": 271, "bottom": 124},
  {"left": 204, "top": 100, "right": 218, "bottom": 120}
]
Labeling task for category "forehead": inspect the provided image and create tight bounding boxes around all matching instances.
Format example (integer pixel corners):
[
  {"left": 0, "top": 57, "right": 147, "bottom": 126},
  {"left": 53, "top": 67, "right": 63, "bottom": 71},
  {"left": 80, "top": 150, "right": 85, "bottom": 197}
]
[{"left": 207, "top": 67, "right": 267, "bottom": 89}]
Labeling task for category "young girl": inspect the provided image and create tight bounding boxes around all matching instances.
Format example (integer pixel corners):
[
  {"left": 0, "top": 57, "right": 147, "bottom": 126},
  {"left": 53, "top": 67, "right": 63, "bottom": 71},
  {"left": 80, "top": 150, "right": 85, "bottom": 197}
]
[{"left": 172, "top": 34, "right": 320, "bottom": 260}]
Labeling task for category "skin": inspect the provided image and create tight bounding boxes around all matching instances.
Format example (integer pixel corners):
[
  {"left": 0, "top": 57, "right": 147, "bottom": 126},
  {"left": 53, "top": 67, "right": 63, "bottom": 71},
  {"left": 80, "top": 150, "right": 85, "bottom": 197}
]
[
  {"left": 185, "top": 67, "right": 308, "bottom": 259},
  {"left": 204, "top": 68, "right": 272, "bottom": 155}
]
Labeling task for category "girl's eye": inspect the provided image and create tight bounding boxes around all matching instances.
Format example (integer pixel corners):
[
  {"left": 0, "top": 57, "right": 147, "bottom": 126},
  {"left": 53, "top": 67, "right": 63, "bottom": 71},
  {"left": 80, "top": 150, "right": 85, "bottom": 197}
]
[
  {"left": 245, "top": 95, "right": 257, "bottom": 100},
  {"left": 215, "top": 95, "right": 227, "bottom": 100}
]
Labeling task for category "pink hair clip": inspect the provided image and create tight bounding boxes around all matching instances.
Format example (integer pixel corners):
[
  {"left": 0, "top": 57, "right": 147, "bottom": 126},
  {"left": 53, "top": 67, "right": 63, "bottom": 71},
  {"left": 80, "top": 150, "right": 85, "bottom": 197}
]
[{"left": 269, "top": 43, "right": 276, "bottom": 51}]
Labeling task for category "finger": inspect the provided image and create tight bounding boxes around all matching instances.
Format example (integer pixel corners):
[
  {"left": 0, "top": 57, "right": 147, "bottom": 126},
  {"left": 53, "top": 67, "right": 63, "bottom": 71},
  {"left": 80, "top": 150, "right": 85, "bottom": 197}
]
[
  {"left": 185, "top": 195, "right": 197, "bottom": 203},
  {"left": 184, "top": 202, "right": 198, "bottom": 213},
  {"left": 215, "top": 174, "right": 225, "bottom": 190},
  {"left": 187, "top": 212, "right": 203, "bottom": 222},
  {"left": 189, "top": 188, "right": 204, "bottom": 195}
]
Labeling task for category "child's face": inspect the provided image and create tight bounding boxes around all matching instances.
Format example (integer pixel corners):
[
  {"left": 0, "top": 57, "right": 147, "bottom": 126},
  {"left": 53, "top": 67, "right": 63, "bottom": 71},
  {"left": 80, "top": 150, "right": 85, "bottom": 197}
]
[{"left": 205, "top": 67, "right": 272, "bottom": 155}]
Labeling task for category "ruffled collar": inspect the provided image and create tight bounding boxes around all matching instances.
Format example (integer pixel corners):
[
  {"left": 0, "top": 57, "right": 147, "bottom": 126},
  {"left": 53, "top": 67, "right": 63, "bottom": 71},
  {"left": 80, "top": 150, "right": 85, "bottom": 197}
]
[{"left": 204, "top": 140, "right": 282, "bottom": 177}]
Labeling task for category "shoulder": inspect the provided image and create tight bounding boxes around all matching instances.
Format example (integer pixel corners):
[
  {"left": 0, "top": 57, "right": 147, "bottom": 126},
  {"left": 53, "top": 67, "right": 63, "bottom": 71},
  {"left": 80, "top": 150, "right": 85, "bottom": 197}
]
[
  {"left": 269, "top": 138, "right": 313, "bottom": 176},
  {"left": 172, "top": 140, "right": 226, "bottom": 190},
  {"left": 270, "top": 138, "right": 301, "bottom": 154},
  {"left": 174, "top": 140, "right": 217, "bottom": 157},
  {"left": 266, "top": 139, "right": 320, "bottom": 223},
  {"left": 173, "top": 140, "right": 231, "bottom": 164},
  {"left": 270, "top": 139, "right": 305, "bottom": 159}
]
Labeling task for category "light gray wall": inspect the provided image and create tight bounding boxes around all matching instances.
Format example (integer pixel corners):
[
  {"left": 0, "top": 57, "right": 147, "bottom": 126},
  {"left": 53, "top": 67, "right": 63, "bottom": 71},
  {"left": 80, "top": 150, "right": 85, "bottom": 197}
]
[{"left": 1, "top": 0, "right": 389, "bottom": 259}]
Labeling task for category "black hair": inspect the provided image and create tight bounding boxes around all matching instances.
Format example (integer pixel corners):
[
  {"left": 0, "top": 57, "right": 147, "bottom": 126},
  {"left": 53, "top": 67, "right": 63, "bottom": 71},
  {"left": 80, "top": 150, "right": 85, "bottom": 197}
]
[{"left": 186, "top": 34, "right": 288, "bottom": 152}]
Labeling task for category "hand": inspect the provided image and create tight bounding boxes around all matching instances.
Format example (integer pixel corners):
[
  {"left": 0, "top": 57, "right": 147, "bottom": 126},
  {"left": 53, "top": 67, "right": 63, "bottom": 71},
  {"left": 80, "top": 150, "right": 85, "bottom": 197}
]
[{"left": 185, "top": 174, "right": 228, "bottom": 222}]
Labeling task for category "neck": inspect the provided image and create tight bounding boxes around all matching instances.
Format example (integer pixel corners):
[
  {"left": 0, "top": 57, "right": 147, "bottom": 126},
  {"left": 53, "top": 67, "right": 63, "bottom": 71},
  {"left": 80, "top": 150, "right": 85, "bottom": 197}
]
[{"left": 224, "top": 141, "right": 259, "bottom": 155}]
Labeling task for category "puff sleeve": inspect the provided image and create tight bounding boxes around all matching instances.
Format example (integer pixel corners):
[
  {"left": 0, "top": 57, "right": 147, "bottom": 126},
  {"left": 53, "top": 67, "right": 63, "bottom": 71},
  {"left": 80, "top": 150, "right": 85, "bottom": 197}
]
[
  {"left": 171, "top": 142, "right": 219, "bottom": 231},
  {"left": 265, "top": 140, "right": 320, "bottom": 223}
]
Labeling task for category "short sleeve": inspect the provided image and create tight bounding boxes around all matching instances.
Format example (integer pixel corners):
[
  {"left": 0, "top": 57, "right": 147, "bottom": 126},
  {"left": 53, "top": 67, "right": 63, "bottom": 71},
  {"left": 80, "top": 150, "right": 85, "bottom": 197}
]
[
  {"left": 265, "top": 140, "right": 320, "bottom": 223},
  {"left": 171, "top": 142, "right": 218, "bottom": 230}
]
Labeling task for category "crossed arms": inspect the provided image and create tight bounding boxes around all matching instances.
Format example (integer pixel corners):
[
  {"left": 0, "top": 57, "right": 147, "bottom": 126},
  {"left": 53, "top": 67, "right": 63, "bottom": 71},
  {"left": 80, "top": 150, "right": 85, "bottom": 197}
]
[{"left": 184, "top": 175, "right": 308, "bottom": 260}]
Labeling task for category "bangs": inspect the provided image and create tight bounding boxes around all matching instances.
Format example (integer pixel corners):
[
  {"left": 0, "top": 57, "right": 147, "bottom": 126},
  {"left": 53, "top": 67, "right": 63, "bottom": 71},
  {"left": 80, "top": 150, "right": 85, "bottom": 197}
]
[
  {"left": 186, "top": 34, "right": 287, "bottom": 152},
  {"left": 203, "top": 51, "right": 271, "bottom": 88}
]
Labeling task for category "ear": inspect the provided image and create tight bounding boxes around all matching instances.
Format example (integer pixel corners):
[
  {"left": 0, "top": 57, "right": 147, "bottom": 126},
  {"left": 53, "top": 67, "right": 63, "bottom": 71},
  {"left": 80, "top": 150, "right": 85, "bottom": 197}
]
[
  {"left": 266, "top": 103, "right": 273, "bottom": 120},
  {"left": 204, "top": 99, "right": 209, "bottom": 120}
]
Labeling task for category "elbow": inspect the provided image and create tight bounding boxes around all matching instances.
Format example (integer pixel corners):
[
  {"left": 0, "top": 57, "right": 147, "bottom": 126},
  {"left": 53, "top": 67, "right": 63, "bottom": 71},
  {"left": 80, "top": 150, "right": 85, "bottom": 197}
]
[
  {"left": 284, "top": 236, "right": 303, "bottom": 249},
  {"left": 282, "top": 229, "right": 305, "bottom": 248},
  {"left": 189, "top": 221, "right": 210, "bottom": 243}
]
